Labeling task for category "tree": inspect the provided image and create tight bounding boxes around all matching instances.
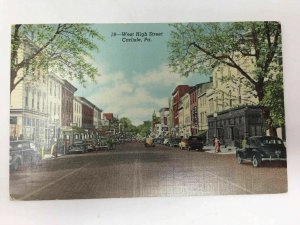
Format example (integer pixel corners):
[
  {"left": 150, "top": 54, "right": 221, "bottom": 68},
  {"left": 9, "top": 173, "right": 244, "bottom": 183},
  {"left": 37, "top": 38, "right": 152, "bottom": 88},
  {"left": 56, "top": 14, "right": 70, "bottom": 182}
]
[
  {"left": 262, "top": 72, "right": 285, "bottom": 128},
  {"left": 136, "top": 121, "right": 151, "bottom": 137},
  {"left": 168, "top": 22, "right": 283, "bottom": 134},
  {"left": 119, "top": 117, "right": 138, "bottom": 134},
  {"left": 11, "top": 24, "right": 104, "bottom": 93}
]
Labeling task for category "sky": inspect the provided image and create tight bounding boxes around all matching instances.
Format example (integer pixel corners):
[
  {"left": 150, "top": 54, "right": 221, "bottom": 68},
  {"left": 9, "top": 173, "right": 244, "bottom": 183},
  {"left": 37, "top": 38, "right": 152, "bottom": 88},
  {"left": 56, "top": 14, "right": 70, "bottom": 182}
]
[{"left": 73, "top": 24, "right": 210, "bottom": 125}]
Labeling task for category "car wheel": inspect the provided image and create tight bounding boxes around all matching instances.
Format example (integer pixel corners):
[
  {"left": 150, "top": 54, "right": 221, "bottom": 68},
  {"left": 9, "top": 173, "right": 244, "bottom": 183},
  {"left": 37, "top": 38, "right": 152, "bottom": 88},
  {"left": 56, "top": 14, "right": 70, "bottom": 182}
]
[
  {"left": 252, "top": 154, "right": 261, "bottom": 168},
  {"left": 237, "top": 155, "right": 243, "bottom": 164}
]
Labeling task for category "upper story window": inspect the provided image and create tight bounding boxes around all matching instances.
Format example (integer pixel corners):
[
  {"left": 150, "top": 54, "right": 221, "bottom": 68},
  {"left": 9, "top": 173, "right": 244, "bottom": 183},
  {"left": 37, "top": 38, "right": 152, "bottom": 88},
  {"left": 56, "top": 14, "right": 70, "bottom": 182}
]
[
  {"left": 25, "top": 87, "right": 29, "bottom": 108},
  {"left": 50, "top": 81, "right": 52, "bottom": 96}
]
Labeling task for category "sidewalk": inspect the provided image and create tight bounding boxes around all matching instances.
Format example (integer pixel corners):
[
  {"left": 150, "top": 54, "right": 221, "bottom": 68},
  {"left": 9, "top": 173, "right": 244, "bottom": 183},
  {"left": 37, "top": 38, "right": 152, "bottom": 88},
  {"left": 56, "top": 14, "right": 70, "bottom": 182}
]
[
  {"left": 43, "top": 153, "right": 64, "bottom": 160},
  {"left": 203, "top": 145, "right": 237, "bottom": 155}
]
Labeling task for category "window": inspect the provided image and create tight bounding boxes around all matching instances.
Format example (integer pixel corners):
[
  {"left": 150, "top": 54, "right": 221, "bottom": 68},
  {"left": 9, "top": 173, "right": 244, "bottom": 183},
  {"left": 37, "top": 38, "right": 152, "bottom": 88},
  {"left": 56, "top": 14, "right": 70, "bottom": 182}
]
[
  {"left": 32, "top": 89, "right": 35, "bottom": 109},
  {"left": 50, "top": 81, "right": 52, "bottom": 95},
  {"left": 229, "top": 90, "right": 232, "bottom": 107},
  {"left": 37, "top": 91, "right": 41, "bottom": 111},
  {"left": 25, "top": 87, "right": 29, "bottom": 107},
  {"left": 50, "top": 102, "right": 52, "bottom": 118},
  {"left": 10, "top": 116, "right": 17, "bottom": 124}
]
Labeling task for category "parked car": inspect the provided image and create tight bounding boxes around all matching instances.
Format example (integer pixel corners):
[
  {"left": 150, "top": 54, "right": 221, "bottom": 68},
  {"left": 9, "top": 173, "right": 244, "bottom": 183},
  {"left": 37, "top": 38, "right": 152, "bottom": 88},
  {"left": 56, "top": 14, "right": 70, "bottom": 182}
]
[
  {"left": 179, "top": 138, "right": 189, "bottom": 150},
  {"left": 9, "top": 140, "right": 41, "bottom": 171},
  {"left": 69, "top": 140, "right": 87, "bottom": 154},
  {"left": 163, "top": 138, "right": 169, "bottom": 145},
  {"left": 169, "top": 138, "right": 181, "bottom": 147},
  {"left": 145, "top": 137, "right": 155, "bottom": 147},
  {"left": 236, "top": 136, "right": 287, "bottom": 167},
  {"left": 154, "top": 138, "right": 164, "bottom": 144},
  {"left": 85, "top": 139, "right": 96, "bottom": 152},
  {"left": 187, "top": 136, "right": 204, "bottom": 151}
]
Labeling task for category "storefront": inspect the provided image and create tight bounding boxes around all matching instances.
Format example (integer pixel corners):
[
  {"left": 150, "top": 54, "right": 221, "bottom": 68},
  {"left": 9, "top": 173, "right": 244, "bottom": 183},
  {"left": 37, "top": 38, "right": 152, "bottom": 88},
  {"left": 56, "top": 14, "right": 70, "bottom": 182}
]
[{"left": 207, "top": 105, "right": 265, "bottom": 147}]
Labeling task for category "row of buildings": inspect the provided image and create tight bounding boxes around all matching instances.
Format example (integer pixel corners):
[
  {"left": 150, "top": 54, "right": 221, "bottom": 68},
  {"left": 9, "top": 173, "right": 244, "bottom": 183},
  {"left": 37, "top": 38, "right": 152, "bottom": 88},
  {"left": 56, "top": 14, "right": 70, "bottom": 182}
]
[
  {"left": 152, "top": 63, "right": 285, "bottom": 146},
  {"left": 10, "top": 64, "right": 115, "bottom": 149}
]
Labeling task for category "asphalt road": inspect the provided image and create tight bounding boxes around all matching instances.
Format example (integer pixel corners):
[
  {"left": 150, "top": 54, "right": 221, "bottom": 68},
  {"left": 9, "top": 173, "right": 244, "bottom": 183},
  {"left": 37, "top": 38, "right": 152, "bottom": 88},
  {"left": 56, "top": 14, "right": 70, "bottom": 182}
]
[{"left": 9, "top": 142, "right": 287, "bottom": 200}]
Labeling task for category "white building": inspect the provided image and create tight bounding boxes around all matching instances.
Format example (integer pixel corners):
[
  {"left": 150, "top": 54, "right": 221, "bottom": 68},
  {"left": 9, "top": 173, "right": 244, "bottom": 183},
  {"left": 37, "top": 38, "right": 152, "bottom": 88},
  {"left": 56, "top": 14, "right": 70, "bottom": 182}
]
[
  {"left": 10, "top": 41, "right": 49, "bottom": 147},
  {"left": 93, "top": 106, "right": 102, "bottom": 129},
  {"left": 46, "top": 74, "right": 64, "bottom": 144}
]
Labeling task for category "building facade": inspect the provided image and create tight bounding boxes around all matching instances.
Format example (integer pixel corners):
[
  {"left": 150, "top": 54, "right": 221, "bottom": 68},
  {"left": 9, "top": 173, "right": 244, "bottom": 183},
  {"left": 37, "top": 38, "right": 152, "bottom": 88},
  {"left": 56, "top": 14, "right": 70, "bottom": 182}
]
[
  {"left": 10, "top": 71, "right": 48, "bottom": 147},
  {"left": 171, "top": 85, "right": 191, "bottom": 137},
  {"left": 61, "top": 80, "right": 77, "bottom": 128},
  {"left": 93, "top": 106, "right": 102, "bottom": 129},
  {"left": 73, "top": 96, "right": 83, "bottom": 128},
  {"left": 207, "top": 105, "right": 264, "bottom": 146},
  {"left": 80, "top": 97, "right": 95, "bottom": 130},
  {"left": 197, "top": 81, "right": 213, "bottom": 142}
]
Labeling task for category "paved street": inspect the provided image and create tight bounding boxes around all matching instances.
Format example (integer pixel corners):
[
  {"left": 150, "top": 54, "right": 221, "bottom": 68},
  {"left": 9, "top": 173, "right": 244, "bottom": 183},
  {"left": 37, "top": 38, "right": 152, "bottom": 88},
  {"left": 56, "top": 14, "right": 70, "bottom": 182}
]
[{"left": 10, "top": 142, "right": 287, "bottom": 200}]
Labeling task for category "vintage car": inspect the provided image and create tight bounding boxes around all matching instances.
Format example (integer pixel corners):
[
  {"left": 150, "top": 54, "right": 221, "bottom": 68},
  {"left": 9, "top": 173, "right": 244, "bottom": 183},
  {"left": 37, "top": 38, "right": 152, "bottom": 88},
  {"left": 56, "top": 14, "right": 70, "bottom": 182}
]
[
  {"left": 10, "top": 140, "right": 41, "bottom": 171},
  {"left": 163, "top": 138, "right": 169, "bottom": 145},
  {"left": 187, "top": 136, "right": 204, "bottom": 151},
  {"left": 145, "top": 137, "right": 155, "bottom": 147},
  {"left": 85, "top": 139, "right": 96, "bottom": 152},
  {"left": 236, "top": 136, "right": 287, "bottom": 167},
  {"left": 169, "top": 138, "right": 181, "bottom": 147},
  {"left": 179, "top": 138, "right": 189, "bottom": 150},
  {"left": 69, "top": 140, "right": 87, "bottom": 154},
  {"left": 154, "top": 138, "right": 164, "bottom": 145}
]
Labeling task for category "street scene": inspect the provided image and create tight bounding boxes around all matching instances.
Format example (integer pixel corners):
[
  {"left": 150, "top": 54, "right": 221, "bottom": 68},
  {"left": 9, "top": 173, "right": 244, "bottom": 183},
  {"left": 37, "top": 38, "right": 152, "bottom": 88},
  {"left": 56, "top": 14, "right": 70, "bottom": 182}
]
[
  {"left": 10, "top": 141, "right": 287, "bottom": 200},
  {"left": 9, "top": 22, "right": 287, "bottom": 200}
]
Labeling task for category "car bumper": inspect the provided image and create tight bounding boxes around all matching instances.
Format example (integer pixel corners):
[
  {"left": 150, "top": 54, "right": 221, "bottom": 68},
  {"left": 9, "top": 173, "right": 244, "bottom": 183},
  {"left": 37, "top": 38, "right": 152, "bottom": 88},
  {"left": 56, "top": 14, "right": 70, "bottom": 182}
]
[
  {"left": 261, "top": 157, "right": 287, "bottom": 162},
  {"left": 69, "top": 149, "right": 85, "bottom": 153}
]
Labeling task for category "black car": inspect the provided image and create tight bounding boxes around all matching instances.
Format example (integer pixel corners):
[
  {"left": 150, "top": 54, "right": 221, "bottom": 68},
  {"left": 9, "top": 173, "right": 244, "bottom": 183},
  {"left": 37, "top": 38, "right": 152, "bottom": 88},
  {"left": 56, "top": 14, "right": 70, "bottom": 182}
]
[
  {"left": 85, "top": 139, "right": 96, "bottom": 152},
  {"left": 69, "top": 140, "right": 87, "bottom": 154},
  {"left": 236, "top": 136, "right": 287, "bottom": 167},
  {"left": 187, "top": 136, "right": 204, "bottom": 151},
  {"left": 169, "top": 138, "right": 181, "bottom": 147},
  {"left": 10, "top": 140, "right": 41, "bottom": 171}
]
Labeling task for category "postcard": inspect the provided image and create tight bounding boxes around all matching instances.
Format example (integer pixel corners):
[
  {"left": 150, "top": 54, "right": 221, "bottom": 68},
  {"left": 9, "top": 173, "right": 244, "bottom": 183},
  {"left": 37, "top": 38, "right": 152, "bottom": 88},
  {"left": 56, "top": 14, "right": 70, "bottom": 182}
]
[{"left": 9, "top": 22, "right": 287, "bottom": 200}]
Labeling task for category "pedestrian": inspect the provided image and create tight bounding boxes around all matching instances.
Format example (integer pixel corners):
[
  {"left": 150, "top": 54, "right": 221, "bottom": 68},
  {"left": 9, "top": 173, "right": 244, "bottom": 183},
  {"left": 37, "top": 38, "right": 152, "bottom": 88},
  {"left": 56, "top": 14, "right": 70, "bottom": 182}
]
[
  {"left": 242, "top": 136, "right": 247, "bottom": 149},
  {"left": 214, "top": 137, "right": 221, "bottom": 153},
  {"left": 50, "top": 142, "right": 57, "bottom": 158}
]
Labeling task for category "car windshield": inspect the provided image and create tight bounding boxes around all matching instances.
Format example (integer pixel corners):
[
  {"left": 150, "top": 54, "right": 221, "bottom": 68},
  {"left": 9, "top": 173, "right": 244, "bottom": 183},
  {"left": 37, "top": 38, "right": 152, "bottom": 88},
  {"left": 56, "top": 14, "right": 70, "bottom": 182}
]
[{"left": 74, "top": 140, "right": 84, "bottom": 145}]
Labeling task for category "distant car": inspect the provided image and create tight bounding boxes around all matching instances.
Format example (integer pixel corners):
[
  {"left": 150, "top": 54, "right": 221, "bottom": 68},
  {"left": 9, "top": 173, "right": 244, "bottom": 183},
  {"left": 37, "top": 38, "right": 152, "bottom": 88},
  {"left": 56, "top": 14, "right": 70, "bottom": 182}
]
[
  {"left": 154, "top": 138, "right": 164, "bottom": 144},
  {"left": 187, "top": 136, "right": 204, "bottom": 151},
  {"left": 163, "top": 138, "right": 169, "bottom": 145},
  {"left": 236, "top": 136, "right": 287, "bottom": 167},
  {"left": 69, "top": 140, "right": 87, "bottom": 154},
  {"left": 169, "top": 138, "right": 181, "bottom": 147},
  {"left": 145, "top": 137, "right": 155, "bottom": 147},
  {"left": 10, "top": 140, "right": 41, "bottom": 171},
  {"left": 85, "top": 139, "right": 96, "bottom": 152},
  {"left": 179, "top": 138, "right": 189, "bottom": 150}
]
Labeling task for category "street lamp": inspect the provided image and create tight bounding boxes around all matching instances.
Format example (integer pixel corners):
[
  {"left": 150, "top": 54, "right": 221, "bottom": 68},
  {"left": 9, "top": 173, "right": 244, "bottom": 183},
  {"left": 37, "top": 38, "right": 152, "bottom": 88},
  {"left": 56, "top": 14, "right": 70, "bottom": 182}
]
[{"left": 213, "top": 112, "right": 218, "bottom": 138}]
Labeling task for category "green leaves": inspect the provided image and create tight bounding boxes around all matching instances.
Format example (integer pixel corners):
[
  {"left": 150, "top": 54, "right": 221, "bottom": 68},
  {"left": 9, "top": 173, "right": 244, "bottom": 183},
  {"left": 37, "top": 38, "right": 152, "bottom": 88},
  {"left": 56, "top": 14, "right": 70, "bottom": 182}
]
[
  {"left": 11, "top": 24, "right": 104, "bottom": 92},
  {"left": 167, "top": 22, "right": 284, "bottom": 129}
]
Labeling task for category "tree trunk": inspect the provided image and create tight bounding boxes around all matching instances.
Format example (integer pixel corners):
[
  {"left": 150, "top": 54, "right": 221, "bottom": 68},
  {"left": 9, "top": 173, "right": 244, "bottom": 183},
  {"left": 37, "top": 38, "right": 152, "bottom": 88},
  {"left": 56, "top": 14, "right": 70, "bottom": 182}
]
[
  {"left": 268, "top": 127, "right": 278, "bottom": 137},
  {"left": 10, "top": 70, "right": 17, "bottom": 93}
]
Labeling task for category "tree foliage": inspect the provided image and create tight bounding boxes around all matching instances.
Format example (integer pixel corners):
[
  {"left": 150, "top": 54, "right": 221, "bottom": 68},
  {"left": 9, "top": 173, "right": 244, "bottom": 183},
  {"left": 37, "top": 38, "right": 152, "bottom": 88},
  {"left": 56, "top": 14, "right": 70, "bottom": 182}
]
[
  {"left": 262, "top": 72, "right": 285, "bottom": 127},
  {"left": 11, "top": 24, "right": 104, "bottom": 93},
  {"left": 136, "top": 121, "right": 151, "bottom": 137},
  {"left": 168, "top": 22, "right": 284, "bottom": 129}
]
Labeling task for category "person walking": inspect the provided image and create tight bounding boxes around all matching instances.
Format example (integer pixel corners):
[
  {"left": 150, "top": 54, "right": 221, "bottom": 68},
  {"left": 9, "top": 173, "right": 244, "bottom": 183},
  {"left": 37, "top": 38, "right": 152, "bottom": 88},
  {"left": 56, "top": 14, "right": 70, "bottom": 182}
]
[
  {"left": 214, "top": 137, "right": 221, "bottom": 153},
  {"left": 50, "top": 142, "right": 57, "bottom": 158}
]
